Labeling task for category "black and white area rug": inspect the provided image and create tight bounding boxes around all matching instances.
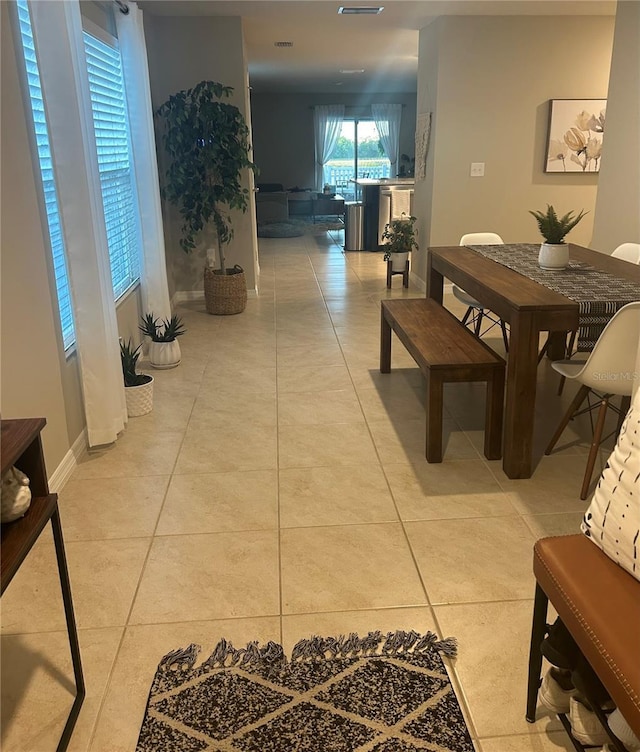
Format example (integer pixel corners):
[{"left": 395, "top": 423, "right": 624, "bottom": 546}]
[{"left": 136, "top": 630, "right": 475, "bottom": 752}]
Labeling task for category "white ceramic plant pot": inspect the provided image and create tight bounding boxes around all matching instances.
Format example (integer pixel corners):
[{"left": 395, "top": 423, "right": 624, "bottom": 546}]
[
  {"left": 148, "top": 340, "right": 181, "bottom": 369},
  {"left": 390, "top": 251, "right": 409, "bottom": 272},
  {"left": 538, "top": 243, "right": 569, "bottom": 271},
  {"left": 125, "top": 376, "right": 154, "bottom": 417}
]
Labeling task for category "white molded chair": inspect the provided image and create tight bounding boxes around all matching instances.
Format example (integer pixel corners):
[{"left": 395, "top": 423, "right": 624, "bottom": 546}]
[
  {"left": 454, "top": 232, "right": 509, "bottom": 351},
  {"left": 545, "top": 301, "right": 640, "bottom": 499},
  {"left": 611, "top": 242, "right": 640, "bottom": 264},
  {"left": 557, "top": 241, "right": 640, "bottom": 395}
]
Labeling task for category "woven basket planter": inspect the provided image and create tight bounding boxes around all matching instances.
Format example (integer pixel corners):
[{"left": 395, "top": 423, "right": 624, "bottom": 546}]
[
  {"left": 204, "top": 265, "right": 247, "bottom": 315},
  {"left": 125, "top": 376, "right": 154, "bottom": 417}
]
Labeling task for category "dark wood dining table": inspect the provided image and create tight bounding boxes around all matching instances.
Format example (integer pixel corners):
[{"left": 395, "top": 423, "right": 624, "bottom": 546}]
[{"left": 426, "top": 243, "right": 640, "bottom": 479}]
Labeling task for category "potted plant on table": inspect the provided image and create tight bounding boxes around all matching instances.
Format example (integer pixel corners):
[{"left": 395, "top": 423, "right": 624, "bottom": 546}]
[
  {"left": 155, "top": 80, "right": 258, "bottom": 315},
  {"left": 120, "top": 340, "right": 153, "bottom": 417},
  {"left": 139, "top": 314, "right": 186, "bottom": 370},
  {"left": 529, "top": 204, "right": 587, "bottom": 270},
  {"left": 382, "top": 213, "right": 419, "bottom": 271}
]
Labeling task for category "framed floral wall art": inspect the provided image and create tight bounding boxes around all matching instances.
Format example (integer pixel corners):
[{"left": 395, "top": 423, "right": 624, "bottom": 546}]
[{"left": 545, "top": 99, "right": 606, "bottom": 173}]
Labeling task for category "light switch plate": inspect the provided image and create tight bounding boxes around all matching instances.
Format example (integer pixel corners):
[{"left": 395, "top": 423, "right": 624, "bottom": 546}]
[{"left": 470, "top": 162, "right": 485, "bottom": 177}]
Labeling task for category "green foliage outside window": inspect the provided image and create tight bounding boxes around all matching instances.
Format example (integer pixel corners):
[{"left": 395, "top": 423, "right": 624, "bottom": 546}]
[{"left": 331, "top": 136, "right": 384, "bottom": 160}]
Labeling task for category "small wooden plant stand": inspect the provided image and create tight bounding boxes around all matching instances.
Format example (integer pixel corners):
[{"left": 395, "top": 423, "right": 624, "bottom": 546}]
[{"left": 386, "top": 258, "right": 409, "bottom": 289}]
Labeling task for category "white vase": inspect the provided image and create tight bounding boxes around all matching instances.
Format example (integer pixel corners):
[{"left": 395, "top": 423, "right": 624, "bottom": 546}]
[
  {"left": 148, "top": 340, "right": 181, "bottom": 369},
  {"left": 538, "top": 242, "right": 569, "bottom": 270},
  {"left": 390, "top": 251, "right": 409, "bottom": 272},
  {"left": 125, "top": 376, "right": 154, "bottom": 417}
]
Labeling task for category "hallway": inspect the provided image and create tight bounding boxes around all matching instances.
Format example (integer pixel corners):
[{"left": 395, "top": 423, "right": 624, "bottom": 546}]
[{"left": 1, "top": 229, "right": 600, "bottom": 751}]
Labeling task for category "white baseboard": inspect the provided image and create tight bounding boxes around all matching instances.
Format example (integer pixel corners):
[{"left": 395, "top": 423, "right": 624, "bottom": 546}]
[
  {"left": 49, "top": 428, "right": 87, "bottom": 493},
  {"left": 409, "top": 272, "right": 426, "bottom": 293},
  {"left": 172, "top": 290, "right": 204, "bottom": 304},
  {"left": 172, "top": 288, "right": 258, "bottom": 306},
  {"left": 390, "top": 274, "right": 451, "bottom": 294}
]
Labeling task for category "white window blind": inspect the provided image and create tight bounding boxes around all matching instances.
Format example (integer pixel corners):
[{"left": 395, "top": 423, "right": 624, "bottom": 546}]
[
  {"left": 16, "top": 0, "right": 76, "bottom": 350},
  {"left": 83, "top": 30, "right": 140, "bottom": 300}
]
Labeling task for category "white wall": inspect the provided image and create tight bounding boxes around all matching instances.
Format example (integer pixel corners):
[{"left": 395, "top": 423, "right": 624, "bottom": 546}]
[
  {"left": 145, "top": 15, "right": 258, "bottom": 297},
  {"left": 413, "top": 14, "right": 614, "bottom": 282},
  {"left": 413, "top": 20, "right": 440, "bottom": 266},
  {"left": 591, "top": 1, "right": 640, "bottom": 253}
]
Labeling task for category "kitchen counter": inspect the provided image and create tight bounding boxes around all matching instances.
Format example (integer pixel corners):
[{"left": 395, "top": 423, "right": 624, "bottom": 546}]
[{"left": 352, "top": 178, "right": 415, "bottom": 187}]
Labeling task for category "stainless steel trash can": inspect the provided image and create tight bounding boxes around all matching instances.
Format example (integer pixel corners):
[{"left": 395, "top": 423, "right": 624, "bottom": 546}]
[{"left": 344, "top": 203, "right": 364, "bottom": 251}]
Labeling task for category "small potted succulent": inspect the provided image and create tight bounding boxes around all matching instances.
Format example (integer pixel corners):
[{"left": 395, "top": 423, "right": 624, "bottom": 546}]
[
  {"left": 120, "top": 339, "right": 153, "bottom": 417},
  {"left": 529, "top": 204, "right": 587, "bottom": 270},
  {"left": 382, "top": 213, "right": 419, "bottom": 271},
  {"left": 139, "top": 314, "right": 186, "bottom": 370}
]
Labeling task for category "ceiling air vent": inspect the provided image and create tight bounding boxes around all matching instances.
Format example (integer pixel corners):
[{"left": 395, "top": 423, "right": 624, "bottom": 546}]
[
  {"left": 338, "top": 6, "right": 384, "bottom": 14},
  {"left": 274, "top": 41, "right": 293, "bottom": 47}
]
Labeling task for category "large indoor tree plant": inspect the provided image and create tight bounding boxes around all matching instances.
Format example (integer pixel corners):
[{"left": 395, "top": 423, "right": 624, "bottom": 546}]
[{"left": 156, "top": 80, "right": 257, "bottom": 315}]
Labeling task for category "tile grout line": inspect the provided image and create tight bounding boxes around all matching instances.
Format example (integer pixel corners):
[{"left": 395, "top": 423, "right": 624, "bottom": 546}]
[{"left": 85, "top": 321, "right": 206, "bottom": 752}]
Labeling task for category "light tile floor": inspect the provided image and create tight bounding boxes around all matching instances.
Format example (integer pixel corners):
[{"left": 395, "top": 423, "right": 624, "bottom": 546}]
[{"left": 2, "top": 230, "right": 617, "bottom": 751}]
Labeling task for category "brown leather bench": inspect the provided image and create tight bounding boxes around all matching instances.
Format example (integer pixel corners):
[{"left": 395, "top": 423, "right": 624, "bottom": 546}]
[
  {"left": 527, "top": 534, "right": 640, "bottom": 749},
  {"left": 380, "top": 298, "right": 505, "bottom": 462}
]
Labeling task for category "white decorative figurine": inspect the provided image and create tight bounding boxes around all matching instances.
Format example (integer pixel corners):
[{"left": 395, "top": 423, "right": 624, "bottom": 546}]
[{"left": 1, "top": 465, "right": 32, "bottom": 523}]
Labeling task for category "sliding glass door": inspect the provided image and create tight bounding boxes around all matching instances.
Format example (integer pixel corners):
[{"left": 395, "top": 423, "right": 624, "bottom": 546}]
[{"left": 324, "top": 118, "right": 390, "bottom": 201}]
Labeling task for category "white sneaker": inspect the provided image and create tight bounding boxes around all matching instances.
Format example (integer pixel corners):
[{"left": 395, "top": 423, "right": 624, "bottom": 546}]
[
  {"left": 539, "top": 670, "right": 576, "bottom": 714},
  {"left": 608, "top": 708, "right": 640, "bottom": 751},
  {"left": 569, "top": 696, "right": 610, "bottom": 746}
]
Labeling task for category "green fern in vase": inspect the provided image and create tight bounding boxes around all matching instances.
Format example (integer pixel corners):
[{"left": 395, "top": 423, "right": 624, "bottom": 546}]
[{"left": 529, "top": 204, "right": 587, "bottom": 244}]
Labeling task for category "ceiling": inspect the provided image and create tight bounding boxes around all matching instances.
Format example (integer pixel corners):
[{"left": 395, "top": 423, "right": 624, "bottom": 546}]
[{"left": 138, "top": 1, "right": 616, "bottom": 94}]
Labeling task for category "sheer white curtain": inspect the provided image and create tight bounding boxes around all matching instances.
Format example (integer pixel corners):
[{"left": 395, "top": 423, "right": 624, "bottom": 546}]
[
  {"left": 313, "top": 105, "right": 344, "bottom": 191},
  {"left": 372, "top": 103, "right": 402, "bottom": 176},
  {"left": 115, "top": 2, "right": 171, "bottom": 320},
  {"left": 30, "top": 0, "right": 127, "bottom": 446}
]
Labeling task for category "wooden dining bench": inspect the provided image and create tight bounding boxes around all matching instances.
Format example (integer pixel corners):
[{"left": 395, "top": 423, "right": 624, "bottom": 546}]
[{"left": 380, "top": 298, "right": 505, "bottom": 462}]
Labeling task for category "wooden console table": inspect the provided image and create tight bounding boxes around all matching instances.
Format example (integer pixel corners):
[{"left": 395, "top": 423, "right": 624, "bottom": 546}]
[{"left": 1, "top": 418, "right": 85, "bottom": 751}]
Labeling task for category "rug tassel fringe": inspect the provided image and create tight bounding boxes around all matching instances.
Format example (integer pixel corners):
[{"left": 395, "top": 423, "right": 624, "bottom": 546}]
[
  {"left": 163, "top": 630, "right": 457, "bottom": 675},
  {"left": 433, "top": 637, "right": 458, "bottom": 658},
  {"left": 289, "top": 629, "right": 457, "bottom": 662},
  {"left": 159, "top": 643, "right": 200, "bottom": 672}
]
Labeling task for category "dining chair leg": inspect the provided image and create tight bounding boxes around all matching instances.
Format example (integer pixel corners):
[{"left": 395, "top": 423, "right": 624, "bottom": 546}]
[
  {"left": 474, "top": 310, "right": 484, "bottom": 337},
  {"left": 545, "top": 384, "right": 591, "bottom": 455},
  {"left": 581, "top": 396, "right": 610, "bottom": 500},
  {"left": 537, "top": 340, "right": 548, "bottom": 364},
  {"left": 500, "top": 320, "right": 509, "bottom": 353},
  {"left": 461, "top": 306, "right": 473, "bottom": 326}
]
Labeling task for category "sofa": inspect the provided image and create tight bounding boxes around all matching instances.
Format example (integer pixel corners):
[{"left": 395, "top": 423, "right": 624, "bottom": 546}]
[
  {"left": 255, "top": 187, "right": 316, "bottom": 224},
  {"left": 255, "top": 190, "right": 289, "bottom": 224}
]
